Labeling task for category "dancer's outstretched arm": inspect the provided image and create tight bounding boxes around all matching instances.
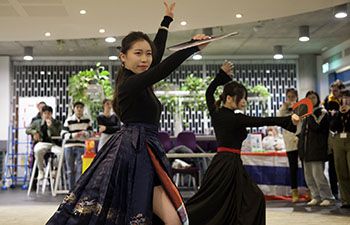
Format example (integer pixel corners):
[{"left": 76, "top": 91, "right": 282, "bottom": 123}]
[{"left": 152, "top": 1, "right": 175, "bottom": 66}]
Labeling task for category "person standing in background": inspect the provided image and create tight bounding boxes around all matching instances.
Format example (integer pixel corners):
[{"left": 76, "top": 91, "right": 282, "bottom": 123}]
[
  {"left": 278, "top": 88, "right": 304, "bottom": 203},
  {"left": 61, "top": 101, "right": 93, "bottom": 190},
  {"left": 323, "top": 79, "right": 345, "bottom": 199},
  {"left": 298, "top": 91, "right": 335, "bottom": 206},
  {"left": 97, "top": 99, "right": 120, "bottom": 151},
  {"left": 328, "top": 88, "right": 350, "bottom": 208}
]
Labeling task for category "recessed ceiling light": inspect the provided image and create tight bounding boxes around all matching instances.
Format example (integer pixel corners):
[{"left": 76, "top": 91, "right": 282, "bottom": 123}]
[
  {"left": 192, "top": 53, "right": 202, "bottom": 60},
  {"left": 80, "top": 10, "right": 87, "bottom": 15},
  {"left": 335, "top": 12, "right": 347, "bottom": 18},
  {"left": 180, "top": 21, "right": 187, "bottom": 26},
  {"left": 23, "top": 56, "right": 33, "bottom": 61},
  {"left": 334, "top": 4, "right": 348, "bottom": 18},
  {"left": 298, "top": 25, "right": 310, "bottom": 42},
  {"left": 235, "top": 13, "right": 243, "bottom": 18},
  {"left": 299, "top": 36, "right": 310, "bottom": 42},
  {"left": 273, "top": 45, "right": 283, "bottom": 60},
  {"left": 108, "top": 47, "right": 119, "bottom": 60},
  {"left": 99, "top": 29, "right": 106, "bottom": 33},
  {"left": 44, "top": 32, "right": 51, "bottom": 37},
  {"left": 105, "top": 37, "right": 116, "bottom": 43},
  {"left": 23, "top": 47, "right": 33, "bottom": 61},
  {"left": 273, "top": 54, "right": 283, "bottom": 60},
  {"left": 108, "top": 56, "right": 118, "bottom": 60}
]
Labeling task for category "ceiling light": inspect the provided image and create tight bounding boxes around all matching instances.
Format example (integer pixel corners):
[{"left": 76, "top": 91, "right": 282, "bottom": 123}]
[
  {"left": 192, "top": 53, "right": 202, "bottom": 60},
  {"left": 44, "top": 32, "right": 51, "bottom": 37},
  {"left": 108, "top": 47, "right": 118, "bottom": 60},
  {"left": 273, "top": 45, "right": 283, "bottom": 60},
  {"left": 298, "top": 25, "right": 310, "bottom": 42},
  {"left": 105, "top": 37, "right": 116, "bottom": 43},
  {"left": 180, "top": 21, "right": 187, "bottom": 26},
  {"left": 99, "top": 29, "right": 105, "bottom": 33},
  {"left": 80, "top": 9, "right": 87, "bottom": 15},
  {"left": 23, "top": 46, "right": 33, "bottom": 61},
  {"left": 334, "top": 4, "right": 348, "bottom": 18},
  {"left": 235, "top": 13, "right": 243, "bottom": 18}
]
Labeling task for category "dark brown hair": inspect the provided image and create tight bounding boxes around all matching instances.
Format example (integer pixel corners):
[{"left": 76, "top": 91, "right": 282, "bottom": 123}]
[
  {"left": 286, "top": 88, "right": 298, "bottom": 99},
  {"left": 215, "top": 81, "right": 248, "bottom": 108},
  {"left": 330, "top": 79, "right": 345, "bottom": 90},
  {"left": 305, "top": 90, "right": 320, "bottom": 107},
  {"left": 102, "top": 99, "right": 111, "bottom": 105},
  {"left": 112, "top": 31, "right": 156, "bottom": 118}
]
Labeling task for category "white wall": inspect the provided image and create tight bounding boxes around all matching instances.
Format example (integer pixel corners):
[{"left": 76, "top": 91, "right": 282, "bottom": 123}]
[
  {"left": 322, "top": 38, "right": 350, "bottom": 72},
  {"left": 0, "top": 57, "right": 10, "bottom": 141}
]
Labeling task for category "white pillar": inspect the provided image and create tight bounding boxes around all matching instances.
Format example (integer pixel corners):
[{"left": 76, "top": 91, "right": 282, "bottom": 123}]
[{"left": 0, "top": 57, "right": 10, "bottom": 146}]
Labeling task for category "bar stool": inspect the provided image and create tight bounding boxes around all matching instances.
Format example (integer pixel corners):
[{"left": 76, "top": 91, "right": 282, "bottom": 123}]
[
  {"left": 27, "top": 152, "right": 57, "bottom": 196},
  {"left": 53, "top": 145, "right": 69, "bottom": 196}
]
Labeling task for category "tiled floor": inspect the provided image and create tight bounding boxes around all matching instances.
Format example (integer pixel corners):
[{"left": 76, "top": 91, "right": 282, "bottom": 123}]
[{"left": 0, "top": 189, "right": 349, "bottom": 225}]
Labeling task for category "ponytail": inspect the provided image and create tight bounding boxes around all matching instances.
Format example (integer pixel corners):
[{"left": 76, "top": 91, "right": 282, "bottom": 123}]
[
  {"left": 215, "top": 94, "right": 225, "bottom": 109},
  {"left": 112, "top": 67, "right": 125, "bottom": 119}
]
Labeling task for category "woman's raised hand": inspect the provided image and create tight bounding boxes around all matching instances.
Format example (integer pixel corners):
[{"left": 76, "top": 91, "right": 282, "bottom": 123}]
[
  {"left": 164, "top": 1, "right": 175, "bottom": 18},
  {"left": 192, "top": 34, "right": 211, "bottom": 50},
  {"left": 221, "top": 60, "right": 234, "bottom": 77}
]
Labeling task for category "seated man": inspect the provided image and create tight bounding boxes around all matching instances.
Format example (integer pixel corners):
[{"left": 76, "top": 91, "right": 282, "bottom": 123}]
[{"left": 26, "top": 105, "right": 62, "bottom": 180}]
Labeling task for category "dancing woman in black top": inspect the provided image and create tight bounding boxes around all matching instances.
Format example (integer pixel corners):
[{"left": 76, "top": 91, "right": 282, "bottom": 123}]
[
  {"left": 186, "top": 61, "right": 300, "bottom": 225},
  {"left": 46, "top": 2, "right": 210, "bottom": 225}
]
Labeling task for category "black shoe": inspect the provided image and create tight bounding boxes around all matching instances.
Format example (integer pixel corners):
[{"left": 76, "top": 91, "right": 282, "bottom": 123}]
[{"left": 340, "top": 204, "right": 350, "bottom": 209}]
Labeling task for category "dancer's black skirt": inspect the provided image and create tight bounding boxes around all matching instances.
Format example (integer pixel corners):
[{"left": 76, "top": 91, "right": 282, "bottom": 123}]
[
  {"left": 46, "top": 123, "right": 183, "bottom": 225},
  {"left": 186, "top": 152, "right": 265, "bottom": 225}
]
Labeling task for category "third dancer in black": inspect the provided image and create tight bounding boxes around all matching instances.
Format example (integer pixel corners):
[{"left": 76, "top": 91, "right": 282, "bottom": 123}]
[{"left": 186, "top": 61, "right": 300, "bottom": 225}]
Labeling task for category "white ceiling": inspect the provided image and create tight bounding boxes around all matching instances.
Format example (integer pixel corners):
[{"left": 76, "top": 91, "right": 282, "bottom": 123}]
[{"left": 0, "top": 0, "right": 349, "bottom": 57}]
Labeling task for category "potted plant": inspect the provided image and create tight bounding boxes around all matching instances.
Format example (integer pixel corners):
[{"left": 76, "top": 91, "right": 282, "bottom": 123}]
[
  {"left": 248, "top": 84, "right": 270, "bottom": 98},
  {"left": 68, "top": 63, "right": 113, "bottom": 127}
]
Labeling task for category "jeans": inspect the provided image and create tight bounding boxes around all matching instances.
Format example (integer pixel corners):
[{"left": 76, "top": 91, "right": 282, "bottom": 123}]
[
  {"left": 304, "top": 161, "right": 334, "bottom": 201},
  {"left": 64, "top": 146, "right": 85, "bottom": 190}
]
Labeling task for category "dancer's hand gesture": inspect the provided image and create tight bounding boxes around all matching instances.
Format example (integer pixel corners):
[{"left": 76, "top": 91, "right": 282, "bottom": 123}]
[
  {"left": 291, "top": 114, "right": 300, "bottom": 125},
  {"left": 164, "top": 1, "right": 175, "bottom": 18},
  {"left": 221, "top": 60, "right": 234, "bottom": 77},
  {"left": 192, "top": 34, "right": 211, "bottom": 50}
]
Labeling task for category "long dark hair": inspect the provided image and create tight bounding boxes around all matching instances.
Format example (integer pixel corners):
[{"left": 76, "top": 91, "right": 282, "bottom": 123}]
[
  {"left": 112, "top": 31, "right": 156, "bottom": 118},
  {"left": 215, "top": 81, "right": 248, "bottom": 108},
  {"left": 305, "top": 90, "right": 320, "bottom": 107}
]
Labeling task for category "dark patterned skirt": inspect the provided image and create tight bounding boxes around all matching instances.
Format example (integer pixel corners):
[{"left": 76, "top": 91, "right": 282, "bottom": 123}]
[
  {"left": 46, "top": 123, "right": 188, "bottom": 225},
  {"left": 186, "top": 152, "right": 265, "bottom": 225}
]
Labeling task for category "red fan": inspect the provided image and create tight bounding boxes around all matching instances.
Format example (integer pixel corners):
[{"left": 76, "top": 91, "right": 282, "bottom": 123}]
[
  {"left": 292, "top": 98, "right": 313, "bottom": 117},
  {"left": 167, "top": 31, "right": 239, "bottom": 51}
]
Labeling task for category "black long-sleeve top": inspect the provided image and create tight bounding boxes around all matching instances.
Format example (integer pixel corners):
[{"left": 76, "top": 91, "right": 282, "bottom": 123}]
[
  {"left": 97, "top": 114, "right": 120, "bottom": 134},
  {"left": 118, "top": 16, "right": 199, "bottom": 125},
  {"left": 206, "top": 70, "right": 297, "bottom": 149},
  {"left": 329, "top": 110, "right": 350, "bottom": 133}
]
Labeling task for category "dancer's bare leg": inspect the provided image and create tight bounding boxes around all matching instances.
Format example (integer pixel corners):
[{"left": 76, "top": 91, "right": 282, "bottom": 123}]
[{"left": 153, "top": 186, "right": 181, "bottom": 225}]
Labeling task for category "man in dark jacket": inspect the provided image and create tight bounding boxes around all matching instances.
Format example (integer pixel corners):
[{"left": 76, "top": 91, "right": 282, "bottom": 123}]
[{"left": 26, "top": 105, "right": 62, "bottom": 180}]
